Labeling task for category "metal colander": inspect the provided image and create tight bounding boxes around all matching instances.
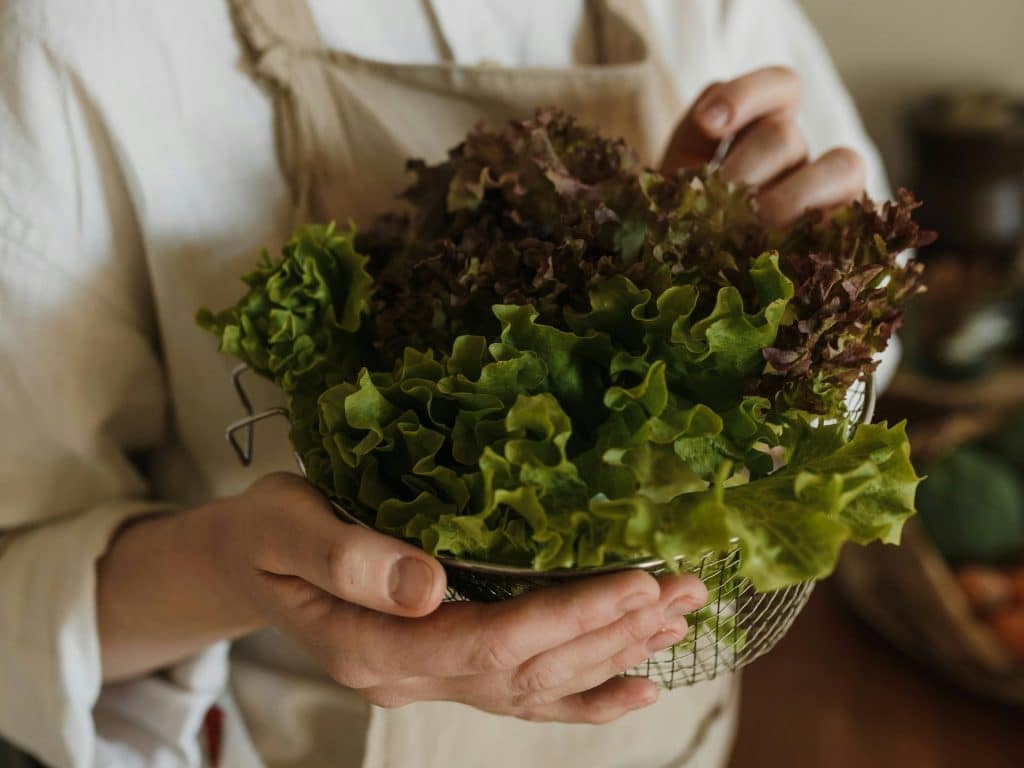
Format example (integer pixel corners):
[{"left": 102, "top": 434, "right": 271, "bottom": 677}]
[{"left": 225, "top": 365, "right": 875, "bottom": 688}]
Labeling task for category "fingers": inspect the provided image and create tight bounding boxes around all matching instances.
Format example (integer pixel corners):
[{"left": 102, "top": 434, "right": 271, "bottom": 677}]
[
  {"left": 356, "top": 573, "right": 704, "bottom": 708},
  {"left": 662, "top": 66, "right": 800, "bottom": 173},
  {"left": 249, "top": 473, "right": 447, "bottom": 617},
  {"left": 340, "top": 569, "right": 666, "bottom": 683},
  {"left": 718, "top": 115, "right": 808, "bottom": 187},
  {"left": 692, "top": 66, "right": 801, "bottom": 139},
  {"left": 436, "top": 677, "right": 663, "bottom": 724},
  {"left": 497, "top": 574, "right": 702, "bottom": 707},
  {"left": 758, "top": 147, "right": 866, "bottom": 227},
  {"left": 355, "top": 604, "right": 669, "bottom": 711},
  {"left": 504, "top": 609, "right": 689, "bottom": 709},
  {"left": 245, "top": 475, "right": 715, "bottom": 721},
  {"left": 661, "top": 65, "right": 865, "bottom": 229},
  {"left": 518, "top": 676, "right": 661, "bottom": 724},
  {"left": 363, "top": 674, "right": 662, "bottom": 724}
]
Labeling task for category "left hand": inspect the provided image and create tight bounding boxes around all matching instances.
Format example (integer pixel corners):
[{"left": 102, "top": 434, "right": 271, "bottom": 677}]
[{"left": 661, "top": 66, "right": 866, "bottom": 227}]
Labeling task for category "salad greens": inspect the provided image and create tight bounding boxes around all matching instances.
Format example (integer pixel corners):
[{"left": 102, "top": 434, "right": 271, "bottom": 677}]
[{"left": 199, "top": 109, "right": 931, "bottom": 591}]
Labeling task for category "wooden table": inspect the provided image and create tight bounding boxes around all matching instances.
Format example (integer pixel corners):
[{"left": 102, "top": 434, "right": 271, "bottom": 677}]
[{"left": 728, "top": 579, "right": 1022, "bottom": 768}]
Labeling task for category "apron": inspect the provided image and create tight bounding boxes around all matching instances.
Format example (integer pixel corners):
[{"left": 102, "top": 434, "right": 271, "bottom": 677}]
[{"left": 224, "top": 1, "right": 738, "bottom": 766}]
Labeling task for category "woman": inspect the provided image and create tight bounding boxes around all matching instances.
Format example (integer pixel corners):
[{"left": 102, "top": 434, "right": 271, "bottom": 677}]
[{"left": 0, "top": 1, "right": 886, "bottom": 766}]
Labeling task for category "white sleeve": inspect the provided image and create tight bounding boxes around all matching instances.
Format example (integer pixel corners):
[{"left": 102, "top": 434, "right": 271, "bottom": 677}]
[
  {"left": 765, "top": 0, "right": 891, "bottom": 202},
  {"left": 0, "top": 25, "right": 226, "bottom": 768},
  {"left": 702, "top": 0, "right": 889, "bottom": 200}
]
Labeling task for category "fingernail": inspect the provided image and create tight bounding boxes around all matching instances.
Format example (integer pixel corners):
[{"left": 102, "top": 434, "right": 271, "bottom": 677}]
[
  {"left": 664, "top": 594, "right": 703, "bottom": 621},
  {"left": 646, "top": 628, "right": 684, "bottom": 654},
  {"left": 699, "top": 99, "right": 731, "bottom": 131},
  {"left": 617, "top": 590, "right": 655, "bottom": 614},
  {"left": 389, "top": 558, "right": 434, "bottom": 609}
]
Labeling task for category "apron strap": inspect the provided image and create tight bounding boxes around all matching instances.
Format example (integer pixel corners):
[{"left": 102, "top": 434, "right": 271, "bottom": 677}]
[
  {"left": 228, "top": 0, "right": 324, "bottom": 58},
  {"left": 595, "top": 0, "right": 649, "bottom": 66},
  {"left": 421, "top": 0, "right": 456, "bottom": 64},
  {"left": 568, "top": 0, "right": 652, "bottom": 69},
  {"left": 226, "top": 0, "right": 326, "bottom": 224}
]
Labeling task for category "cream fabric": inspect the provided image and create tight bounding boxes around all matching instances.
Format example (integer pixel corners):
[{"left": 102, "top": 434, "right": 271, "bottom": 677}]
[{"left": 0, "top": 1, "right": 888, "bottom": 766}]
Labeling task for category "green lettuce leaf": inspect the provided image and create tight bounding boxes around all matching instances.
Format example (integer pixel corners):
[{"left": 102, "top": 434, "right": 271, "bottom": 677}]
[
  {"left": 300, "top": 293, "right": 920, "bottom": 588},
  {"left": 609, "top": 420, "right": 921, "bottom": 592},
  {"left": 199, "top": 109, "right": 929, "bottom": 591}
]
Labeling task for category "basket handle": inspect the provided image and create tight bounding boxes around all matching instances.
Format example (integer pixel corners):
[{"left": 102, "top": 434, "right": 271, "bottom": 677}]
[{"left": 225, "top": 364, "right": 290, "bottom": 466}]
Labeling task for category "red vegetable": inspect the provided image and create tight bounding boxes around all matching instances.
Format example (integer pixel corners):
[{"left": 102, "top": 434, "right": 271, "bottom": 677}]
[
  {"left": 990, "top": 606, "right": 1024, "bottom": 663},
  {"left": 955, "top": 565, "right": 1013, "bottom": 614}
]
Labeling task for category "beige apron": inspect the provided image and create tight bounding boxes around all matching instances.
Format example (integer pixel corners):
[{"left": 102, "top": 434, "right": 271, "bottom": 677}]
[{"left": 225, "top": 1, "right": 738, "bottom": 766}]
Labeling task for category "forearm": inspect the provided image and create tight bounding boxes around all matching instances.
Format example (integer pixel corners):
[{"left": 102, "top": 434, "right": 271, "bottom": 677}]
[{"left": 96, "top": 497, "right": 264, "bottom": 681}]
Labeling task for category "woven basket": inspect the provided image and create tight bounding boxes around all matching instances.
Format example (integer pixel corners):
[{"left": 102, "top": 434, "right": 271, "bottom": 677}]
[{"left": 838, "top": 520, "right": 1024, "bottom": 705}]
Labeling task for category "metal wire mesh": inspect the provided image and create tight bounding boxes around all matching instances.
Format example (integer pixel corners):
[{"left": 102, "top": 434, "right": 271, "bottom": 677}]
[
  {"left": 428, "top": 541, "right": 814, "bottom": 689},
  {"left": 623, "top": 552, "right": 816, "bottom": 688},
  {"left": 226, "top": 366, "right": 874, "bottom": 689}
]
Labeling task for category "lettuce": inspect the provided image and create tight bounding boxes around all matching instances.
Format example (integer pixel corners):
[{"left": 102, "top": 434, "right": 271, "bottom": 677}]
[
  {"left": 200, "top": 110, "right": 928, "bottom": 590},
  {"left": 357, "top": 110, "right": 932, "bottom": 414},
  {"left": 295, "top": 300, "right": 918, "bottom": 591}
]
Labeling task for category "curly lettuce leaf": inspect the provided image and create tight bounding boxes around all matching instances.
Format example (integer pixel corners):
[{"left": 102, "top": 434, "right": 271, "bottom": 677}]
[
  {"left": 358, "top": 110, "right": 930, "bottom": 413},
  {"left": 199, "top": 110, "right": 928, "bottom": 591},
  {"left": 611, "top": 420, "right": 921, "bottom": 591},
  {"left": 198, "top": 223, "right": 372, "bottom": 388},
  {"left": 304, "top": 293, "right": 919, "bottom": 588},
  {"left": 198, "top": 223, "right": 374, "bottom": 456}
]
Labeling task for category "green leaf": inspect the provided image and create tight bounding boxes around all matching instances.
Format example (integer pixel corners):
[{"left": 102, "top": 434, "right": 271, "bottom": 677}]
[
  {"left": 653, "top": 421, "right": 920, "bottom": 591},
  {"left": 199, "top": 110, "right": 930, "bottom": 589}
]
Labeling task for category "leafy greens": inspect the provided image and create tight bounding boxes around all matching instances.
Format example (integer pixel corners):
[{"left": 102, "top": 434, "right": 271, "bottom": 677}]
[{"left": 199, "top": 109, "right": 930, "bottom": 591}]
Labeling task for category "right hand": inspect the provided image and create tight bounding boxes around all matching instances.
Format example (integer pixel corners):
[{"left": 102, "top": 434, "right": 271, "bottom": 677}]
[{"left": 219, "top": 473, "right": 708, "bottom": 724}]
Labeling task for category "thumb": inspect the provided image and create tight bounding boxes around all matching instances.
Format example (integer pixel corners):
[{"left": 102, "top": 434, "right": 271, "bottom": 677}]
[
  {"left": 256, "top": 476, "right": 448, "bottom": 617},
  {"left": 660, "top": 112, "right": 719, "bottom": 175},
  {"left": 660, "top": 83, "right": 724, "bottom": 175},
  {"left": 663, "top": 68, "right": 800, "bottom": 175}
]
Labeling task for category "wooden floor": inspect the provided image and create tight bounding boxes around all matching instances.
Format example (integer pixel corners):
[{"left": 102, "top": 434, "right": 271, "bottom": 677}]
[{"left": 728, "top": 579, "right": 1022, "bottom": 768}]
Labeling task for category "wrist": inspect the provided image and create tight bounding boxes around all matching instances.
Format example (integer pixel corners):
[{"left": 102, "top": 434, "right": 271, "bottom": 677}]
[
  {"left": 97, "top": 498, "right": 267, "bottom": 681},
  {"left": 190, "top": 495, "right": 268, "bottom": 637}
]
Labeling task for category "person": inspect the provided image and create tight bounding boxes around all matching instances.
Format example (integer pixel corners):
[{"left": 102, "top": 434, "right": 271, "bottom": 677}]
[{"left": 0, "top": 1, "right": 890, "bottom": 766}]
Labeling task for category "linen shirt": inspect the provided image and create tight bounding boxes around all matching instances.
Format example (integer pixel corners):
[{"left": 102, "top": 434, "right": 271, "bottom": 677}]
[{"left": 0, "top": 1, "right": 890, "bottom": 766}]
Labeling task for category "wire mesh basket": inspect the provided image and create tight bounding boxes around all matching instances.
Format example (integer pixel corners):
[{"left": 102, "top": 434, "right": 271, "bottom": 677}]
[{"left": 225, "top": 364, "right": 875, "bottom": 688}]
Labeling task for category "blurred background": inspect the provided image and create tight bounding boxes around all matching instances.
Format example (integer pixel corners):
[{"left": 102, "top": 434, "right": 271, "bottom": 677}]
[
  {"left": 730, "top": 3, "right": 1024, "bottom": 766},
  {"left": 803, "top": 0, "right": 1024, "bottom": 187}
]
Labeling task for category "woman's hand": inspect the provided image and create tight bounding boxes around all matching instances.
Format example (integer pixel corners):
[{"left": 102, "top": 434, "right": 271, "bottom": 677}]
[
  {"left": 661, "top": 66, "right": 866, "bottom": 227},
  {"left": 98, "top": 473, "right": 707, "bottom": 724}
]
